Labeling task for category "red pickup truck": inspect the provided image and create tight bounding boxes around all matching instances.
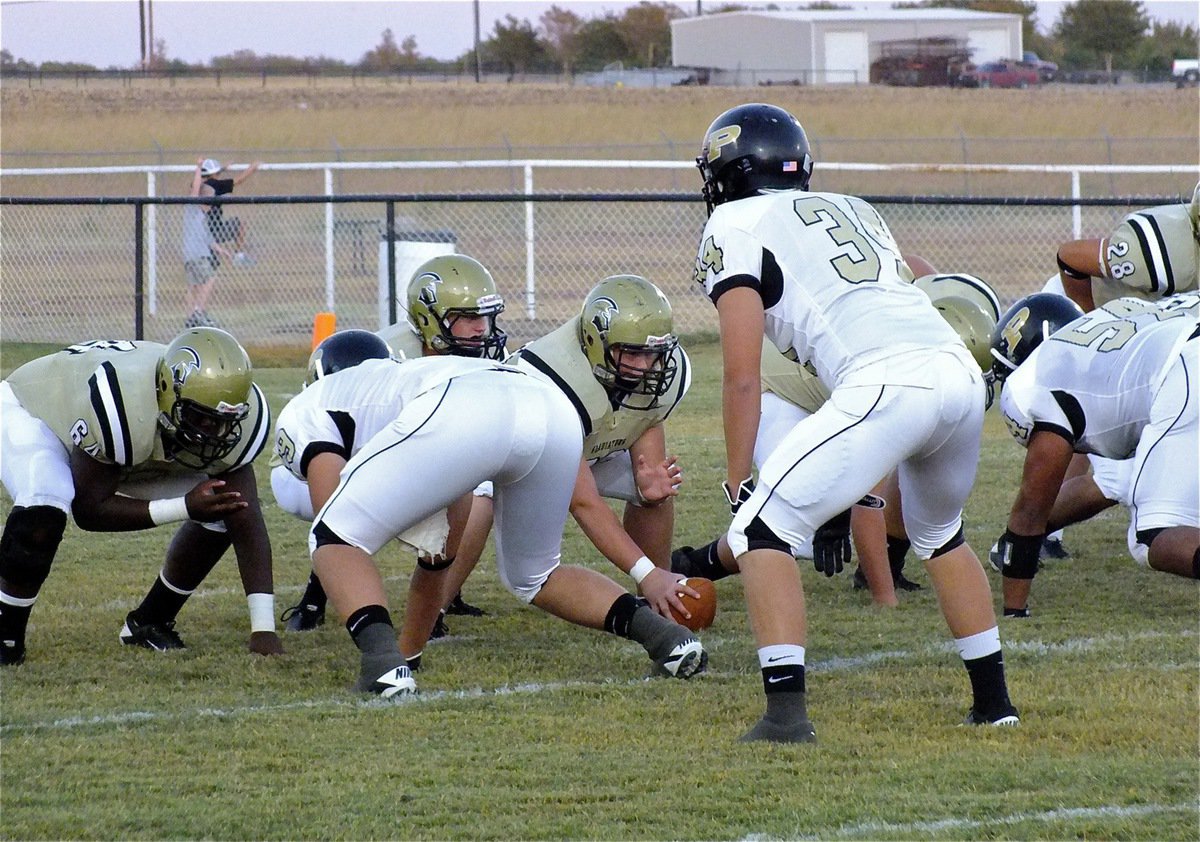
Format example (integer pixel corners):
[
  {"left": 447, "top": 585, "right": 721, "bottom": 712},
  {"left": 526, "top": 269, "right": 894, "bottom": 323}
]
[{"left": 960, "top": 60, "right": 1040, "bottom": 89}]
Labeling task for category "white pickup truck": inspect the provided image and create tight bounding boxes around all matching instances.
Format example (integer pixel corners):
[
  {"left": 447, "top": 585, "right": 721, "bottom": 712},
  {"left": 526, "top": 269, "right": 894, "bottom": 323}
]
[{"left": 1173, "top": 58, "right": 1199, "bottom": 87}]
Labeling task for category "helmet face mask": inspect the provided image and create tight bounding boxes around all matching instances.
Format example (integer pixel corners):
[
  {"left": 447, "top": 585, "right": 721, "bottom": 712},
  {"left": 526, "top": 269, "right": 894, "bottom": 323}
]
[
  {"left": 306, "top": 329, "right": 392, "bottom": 387},
  {"left": 697, "top": 103, "right": 814, "bottom": 215},
  {"left": 987, "top": 292, "right": 1085, "bottom": 398},
  {"left": 156, "top": 327, "right": 253, "bottom": 470},
  {"left": 579, "top": 275, "right": 678, "bottom": 409},
  {"left": 407, "top": 255, "right": 507, "bottom": 360}
]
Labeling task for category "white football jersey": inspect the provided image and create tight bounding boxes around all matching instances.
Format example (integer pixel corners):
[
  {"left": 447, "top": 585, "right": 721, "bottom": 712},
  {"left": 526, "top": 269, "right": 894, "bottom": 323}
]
[
  {"left": 999, "top": 294, "right": 1200, "bottom": 458},
  {"left": 695, "top": 190, "right": 962, "bottom": 388},
  {"left": 273, "top": 355, "right": 512, "bottom": 480}
]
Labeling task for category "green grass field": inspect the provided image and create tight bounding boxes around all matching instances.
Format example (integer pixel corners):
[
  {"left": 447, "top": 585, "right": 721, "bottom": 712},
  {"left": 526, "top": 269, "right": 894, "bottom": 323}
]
[{"left": 1, "top": 341, "right": 1196, "bottom": 841}]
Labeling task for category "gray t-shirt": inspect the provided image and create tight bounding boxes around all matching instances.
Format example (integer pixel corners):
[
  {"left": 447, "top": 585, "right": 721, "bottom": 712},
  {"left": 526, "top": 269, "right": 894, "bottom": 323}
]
[{"left": 182, "top": 205, "right": 212, "bottom": 263}]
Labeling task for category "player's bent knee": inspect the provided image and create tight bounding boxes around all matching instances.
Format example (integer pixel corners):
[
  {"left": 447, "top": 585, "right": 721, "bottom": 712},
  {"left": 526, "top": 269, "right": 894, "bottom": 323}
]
[
  {"left": 929, "top": 525, "right": 965, "bottom": 559},
  {"left": 745, "top": 515, "right": 791, "bottom": 554},
  {"left": 310, "top": 520, "right": 350, "bottom": 550},
  {"left": 0, "top": 506, "right": 68, "bottom": 589},
  {"left": 505, "top": 563, "right": 557, "bottom": 604}
]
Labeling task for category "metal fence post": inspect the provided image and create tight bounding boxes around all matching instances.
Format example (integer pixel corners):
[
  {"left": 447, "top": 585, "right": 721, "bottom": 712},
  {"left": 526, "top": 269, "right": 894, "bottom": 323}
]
[
  {"left": 134, "top": 202, "right": 145, "bottom": 340},
  {"left": 386, "top": 200, "right": 397, "bottom": 326},
  {"left": 324, "top": 167, "right": 335, "bottom": 311},
  {"left": 147, "top": 170, "right": 158, "bottom": 316},
  {"left": 524, "top": 163, "right": 536, "bottom": 319}
]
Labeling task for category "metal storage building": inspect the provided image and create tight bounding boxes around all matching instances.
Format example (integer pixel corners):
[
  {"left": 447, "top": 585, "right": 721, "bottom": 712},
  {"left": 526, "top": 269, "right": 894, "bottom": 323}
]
[{"left": 670, "top": 8, "right": 1023, "bottom": 85}]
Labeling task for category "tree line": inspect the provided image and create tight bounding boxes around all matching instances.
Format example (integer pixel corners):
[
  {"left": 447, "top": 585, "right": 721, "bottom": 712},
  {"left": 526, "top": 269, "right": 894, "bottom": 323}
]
[{"left": 1, "top": 0, "right": 1195, "bottom": 78}]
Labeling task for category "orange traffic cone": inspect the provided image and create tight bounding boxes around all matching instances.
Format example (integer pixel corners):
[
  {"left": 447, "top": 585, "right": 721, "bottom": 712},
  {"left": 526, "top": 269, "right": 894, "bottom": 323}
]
[{"left": 311, "top": 312, "right": 336, "bottom": 351}]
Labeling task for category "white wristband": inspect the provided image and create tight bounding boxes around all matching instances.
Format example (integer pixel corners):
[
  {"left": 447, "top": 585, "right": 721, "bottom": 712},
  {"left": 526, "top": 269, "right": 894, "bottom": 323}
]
[
  {"left": 247, "top": 592, "right": 276, "bottom": 633},
  {"left": 628, "top": 556, "right": 656, "bottom": 585},
  {"left": 148, "top": 497, "right": 190, "bottom": 526}
]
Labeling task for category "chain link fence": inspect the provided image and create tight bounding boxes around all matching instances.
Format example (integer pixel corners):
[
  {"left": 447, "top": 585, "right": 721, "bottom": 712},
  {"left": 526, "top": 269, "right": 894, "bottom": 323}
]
[{"left": 2, "top": 167, "right": 1194, "bottom": 353}]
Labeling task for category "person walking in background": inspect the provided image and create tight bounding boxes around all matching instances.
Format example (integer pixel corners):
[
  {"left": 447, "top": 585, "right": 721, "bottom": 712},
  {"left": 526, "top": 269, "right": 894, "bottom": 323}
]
[
  {"left": 199, "top": 156, "right": 261, "bottom": 266},
  {"left": 183, "top": 158, "right": 230, "bottom": 328}
]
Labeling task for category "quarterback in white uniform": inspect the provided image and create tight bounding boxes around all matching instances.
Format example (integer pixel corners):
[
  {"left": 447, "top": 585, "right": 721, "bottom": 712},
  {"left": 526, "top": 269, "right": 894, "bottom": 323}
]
[
  {"left": 990, "top": 291, "right": 1200, "bottom": 614},
  {"left": 0, "top": 328, "right": 279, "bottom": 665},
  {"left": 693, "top": 103, "right": 1017, "bottom": 742},
  {"left": 305, "top": 356, "right": 707, "bottom": 697}
]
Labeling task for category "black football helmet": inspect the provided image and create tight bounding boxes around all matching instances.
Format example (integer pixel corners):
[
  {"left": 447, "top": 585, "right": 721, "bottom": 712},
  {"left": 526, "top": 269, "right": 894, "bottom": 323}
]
[
  {"left": 988, "top": 292, "right": 1084, "bottom": 389},
  {"left": 696, "top": 103, "right": 814, "bottom": 215},
  {"left": 306, "top": 329, "right": 393, "bottom": 387}
]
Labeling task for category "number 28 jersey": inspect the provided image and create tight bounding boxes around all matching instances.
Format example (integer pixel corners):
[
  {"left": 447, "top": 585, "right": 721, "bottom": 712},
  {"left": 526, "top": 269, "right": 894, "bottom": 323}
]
[
  {"left": 694, "top": 190, "right": 961, "bottom": 389},
  {"left": 999, "top": 294, "right": 1199, "bottom": 458}
]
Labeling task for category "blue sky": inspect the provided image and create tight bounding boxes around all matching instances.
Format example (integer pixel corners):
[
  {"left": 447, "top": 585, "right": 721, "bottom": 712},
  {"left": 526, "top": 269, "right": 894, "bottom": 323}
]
[{"left": 2, "top": 0, "right": 1196, "bottom": 68}]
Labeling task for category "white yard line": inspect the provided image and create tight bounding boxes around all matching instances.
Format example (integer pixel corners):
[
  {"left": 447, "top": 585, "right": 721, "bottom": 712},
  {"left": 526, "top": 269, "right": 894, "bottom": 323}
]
[{"left": 3, "top": 629, "right": 1193, "bottom": 735}]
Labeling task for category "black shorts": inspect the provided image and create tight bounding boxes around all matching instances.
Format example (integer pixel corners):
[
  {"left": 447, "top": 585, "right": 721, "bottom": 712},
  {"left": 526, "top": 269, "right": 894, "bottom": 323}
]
[{"left": 208, "top": 216, "right": 242, "bottom": 244}]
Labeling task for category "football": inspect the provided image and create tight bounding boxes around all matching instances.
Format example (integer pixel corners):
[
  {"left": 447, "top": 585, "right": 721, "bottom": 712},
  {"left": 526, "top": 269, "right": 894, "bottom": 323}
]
[{"left": 669, "top": 577, "right": 717, "bottom": 631}]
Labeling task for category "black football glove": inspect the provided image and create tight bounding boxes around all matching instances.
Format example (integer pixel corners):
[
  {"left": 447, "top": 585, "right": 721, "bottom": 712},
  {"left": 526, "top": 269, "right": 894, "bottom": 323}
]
[
  {"left": 812, "top": 508, "right": 852, "bottom": 576},
  {"left": 722, "top": 477, "right": 755, "bottom": 515}
]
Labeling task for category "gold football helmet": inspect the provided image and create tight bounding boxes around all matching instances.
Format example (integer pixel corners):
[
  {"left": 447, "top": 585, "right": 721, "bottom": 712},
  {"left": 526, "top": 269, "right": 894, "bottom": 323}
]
[
  {"left": 156, "top": 327, "right": 253, "bottom": 470},
  {"left": 914, "top": 273, "right": 1003, "bottom": 372},
  {"left": 579, "top": 274, "right": 678, "bottom": 408},
  {"left": 406, "top": 255, "right": 506, "bottom": 359}
]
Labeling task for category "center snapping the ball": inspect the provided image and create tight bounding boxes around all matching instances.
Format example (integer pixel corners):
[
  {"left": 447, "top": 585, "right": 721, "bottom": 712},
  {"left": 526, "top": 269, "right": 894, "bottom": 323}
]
[{"left": 669, "top": 577, "right": 717, "bottom": 631}]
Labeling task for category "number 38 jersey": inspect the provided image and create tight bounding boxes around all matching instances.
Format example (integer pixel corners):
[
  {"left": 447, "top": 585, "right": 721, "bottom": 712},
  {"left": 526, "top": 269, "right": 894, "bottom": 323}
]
[
  {"left": 1093, "top": 203, "right": 1199, "bottom": 308},
  {"left": 999, "top": 294, "right": 1199, "bottom": 458},
  {"left": 695, "top": 190, "right": 962, "bottom": 389},
  {"left": 4, "top": 340, "right": 269, "bottom": 477}
]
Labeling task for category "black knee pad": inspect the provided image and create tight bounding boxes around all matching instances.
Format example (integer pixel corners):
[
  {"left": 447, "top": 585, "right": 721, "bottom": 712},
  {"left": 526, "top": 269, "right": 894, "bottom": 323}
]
[
  {"left": 311, "top": 520, "right": 350, "bottom": 550},
  {"left": 417, "top": 555, "right": 454, "bottom": 572},
  {"left": 0, "top": 506, "right": 67, "bottom": 590},
  {"left": 1135, "top": 528, "right": 1166, "bottom": 550},
  {"left": 745, "top": 516, "right": 791, "bottom": 554},
  {"left": 930, "top": 525, "right": 965, "bottom": 560}
]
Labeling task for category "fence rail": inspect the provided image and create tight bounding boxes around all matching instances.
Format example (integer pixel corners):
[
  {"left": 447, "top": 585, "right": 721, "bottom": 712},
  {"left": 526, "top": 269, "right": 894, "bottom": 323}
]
[{"left": 2, "top": 160, "right": 1195, "bottom": 352}]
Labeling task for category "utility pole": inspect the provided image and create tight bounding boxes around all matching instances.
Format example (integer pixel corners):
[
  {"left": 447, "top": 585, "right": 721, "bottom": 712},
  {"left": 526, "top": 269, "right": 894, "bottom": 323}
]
[
  {"left": 139, "top": 0, "right": 147, "bottom": 70},
  {"left": 147, "top": 0, "right": 155, "bottom": 68},
  {"left": 473, "top": 0, "right": 482, "bottom": 82}
]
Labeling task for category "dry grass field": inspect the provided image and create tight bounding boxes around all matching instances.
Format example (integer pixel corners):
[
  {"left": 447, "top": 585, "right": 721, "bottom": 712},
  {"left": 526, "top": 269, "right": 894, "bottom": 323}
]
[{"left": 3, "top": 82, "right": 1197, "bottom": 165}]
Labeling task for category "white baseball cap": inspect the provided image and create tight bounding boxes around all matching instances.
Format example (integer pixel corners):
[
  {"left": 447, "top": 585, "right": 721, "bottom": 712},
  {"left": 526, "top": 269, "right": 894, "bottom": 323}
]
[{"left": 199, "top": 158, "right": 223, "bottom": 176}]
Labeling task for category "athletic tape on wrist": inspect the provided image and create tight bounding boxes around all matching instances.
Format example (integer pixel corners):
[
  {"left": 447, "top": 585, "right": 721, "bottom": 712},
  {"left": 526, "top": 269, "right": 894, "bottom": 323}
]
[
  {"left": 628, "top": 556, "right": 656, "bottom": 585},
  {"left": 148, "top": 497, "right": 190, "bottom": 526},
  {"left": 247, "top": 592, "right": 276, "bottom": 633}
]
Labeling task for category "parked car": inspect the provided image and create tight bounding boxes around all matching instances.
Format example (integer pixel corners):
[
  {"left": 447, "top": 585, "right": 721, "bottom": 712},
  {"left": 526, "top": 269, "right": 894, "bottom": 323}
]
[
  {"left": 1173, "top": 58, "right": 1199, "bottom": 88},
  {"left": 960, "top": 60, "right": 1040, "bottom": 89},
  {"left": 1022, "top": 51, "right": 1059, "bottom": 82}
]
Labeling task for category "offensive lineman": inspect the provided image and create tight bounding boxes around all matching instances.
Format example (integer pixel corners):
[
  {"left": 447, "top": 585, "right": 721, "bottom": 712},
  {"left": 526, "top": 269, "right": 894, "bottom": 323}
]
[
  {"left": 275, "top": 255, "right": 505, "bottom": 635},
  {"left": 304, "top": 354, "right": 708, "bottom": 696},
  {"left": 693, "top": 103, "right": 1017, "bottom": 742},
  {"left": 989, "top": 291, "right": 1200, "bottom": 614},
  {"left": 0, "top": 327, "right": 279, "bottom": 665}
]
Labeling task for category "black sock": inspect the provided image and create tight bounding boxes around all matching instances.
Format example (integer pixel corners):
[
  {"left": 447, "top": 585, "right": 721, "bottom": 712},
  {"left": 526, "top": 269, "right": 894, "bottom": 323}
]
[
  {"left": 346, "top": 604, "right": 394, "bottom": 656},
  {"left": 133, "top": 574, "right": 190, "bottom": 624},
  {"left": 963, "top": 650, "right": 1013, "bottom": 716},
  {"left": 0, "top": 598, "right": 33, "bottom": 648},
  {"left": 300, "top": 571, "right": 327, "bottom": 609},
  {"left": 603, "top": 593, "right": 641, "bottom": 638},
  {"left": 762, "top": 663, "right": 806, "bottom": 695},
  {"left": 887, "top": 535, "right": 911, "bottom": 572}
]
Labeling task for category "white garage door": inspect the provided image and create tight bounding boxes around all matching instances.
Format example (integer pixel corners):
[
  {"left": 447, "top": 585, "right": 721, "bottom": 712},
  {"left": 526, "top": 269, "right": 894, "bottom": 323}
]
[
  {"left": 968, "top": 28, "right": 1011, "bottom": 63},
  {"left": 823, "top": 30, "right": 869, "bottom": 85}
]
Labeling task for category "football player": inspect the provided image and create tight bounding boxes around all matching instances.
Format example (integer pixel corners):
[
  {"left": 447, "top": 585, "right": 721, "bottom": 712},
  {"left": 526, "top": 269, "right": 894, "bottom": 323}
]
[
  {"left": 989, "top": 291, "right": 1200, "bottom": 615},
  {"left": 274, "top": 255, "right": 504, "bottom": 643},
  {"left": 305, "top": 354, "right": 708, "bottom": 697},
  {"left": 0, "top": 327, "right": 279, "bottom": 665},
  {"left": 508, "top": 275, "right": 699, "bottom": 620},
  {"left": 1055, "top": 181, "right": 1199, "bottom": 312},
  {"left": 670, "top": 272, "right": 1003, "bottom": 607},
  {"left": 693, "top": 103, "right": 1018, "bottom": 742}
]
